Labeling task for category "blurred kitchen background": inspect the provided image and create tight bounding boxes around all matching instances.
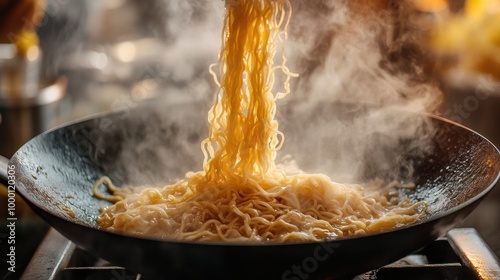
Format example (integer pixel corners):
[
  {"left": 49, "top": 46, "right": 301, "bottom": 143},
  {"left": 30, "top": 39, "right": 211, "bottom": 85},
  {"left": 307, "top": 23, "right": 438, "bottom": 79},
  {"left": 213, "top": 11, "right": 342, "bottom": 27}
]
[
  {"left": 0, "top": 0, "right": 223, "bottom": 277},
  {"left": 1, "top": 0, "right": 499, "bottom": 278}
]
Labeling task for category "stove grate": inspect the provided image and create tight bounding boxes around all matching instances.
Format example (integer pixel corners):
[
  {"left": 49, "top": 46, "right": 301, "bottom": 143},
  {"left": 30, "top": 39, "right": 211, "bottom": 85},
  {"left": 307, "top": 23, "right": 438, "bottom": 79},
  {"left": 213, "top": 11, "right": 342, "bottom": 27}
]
[{"left": 21, "top": 228, "right": 500, "bottom": 280}]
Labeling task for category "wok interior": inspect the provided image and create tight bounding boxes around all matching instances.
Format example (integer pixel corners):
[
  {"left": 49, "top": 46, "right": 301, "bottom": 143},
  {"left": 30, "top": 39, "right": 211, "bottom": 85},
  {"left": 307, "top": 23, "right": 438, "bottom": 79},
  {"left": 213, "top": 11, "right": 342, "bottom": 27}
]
[{"left": 12, "top": 99, "right": 500, "bottom": 235}]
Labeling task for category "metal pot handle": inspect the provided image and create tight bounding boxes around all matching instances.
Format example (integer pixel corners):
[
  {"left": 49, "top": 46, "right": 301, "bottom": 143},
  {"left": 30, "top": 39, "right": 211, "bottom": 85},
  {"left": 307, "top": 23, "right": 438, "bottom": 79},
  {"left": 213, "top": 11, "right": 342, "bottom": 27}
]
[{"left": 0, "top": 155, "right": 10, "bottom": 185}]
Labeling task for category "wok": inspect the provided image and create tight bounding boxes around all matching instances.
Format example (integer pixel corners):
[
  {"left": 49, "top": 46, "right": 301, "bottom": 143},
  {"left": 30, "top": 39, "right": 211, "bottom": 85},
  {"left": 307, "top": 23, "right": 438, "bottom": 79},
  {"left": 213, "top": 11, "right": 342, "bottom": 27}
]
[{"left": 2, "top": 100, "right": 500, "bottom": 280}]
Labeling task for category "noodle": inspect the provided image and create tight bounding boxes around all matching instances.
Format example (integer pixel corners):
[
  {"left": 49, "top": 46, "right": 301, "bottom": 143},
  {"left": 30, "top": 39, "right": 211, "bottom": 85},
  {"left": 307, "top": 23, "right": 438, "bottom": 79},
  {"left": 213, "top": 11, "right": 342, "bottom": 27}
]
[{"left": 94, "top": 0, "right": 427, "bottom": 242}]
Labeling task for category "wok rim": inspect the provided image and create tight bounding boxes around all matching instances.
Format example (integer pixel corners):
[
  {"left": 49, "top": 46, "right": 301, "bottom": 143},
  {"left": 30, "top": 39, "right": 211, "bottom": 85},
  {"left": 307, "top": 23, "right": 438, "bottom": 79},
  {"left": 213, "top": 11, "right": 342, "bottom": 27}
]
[{"left": 11, "top": 110, "right": 500, "bottom": 247}]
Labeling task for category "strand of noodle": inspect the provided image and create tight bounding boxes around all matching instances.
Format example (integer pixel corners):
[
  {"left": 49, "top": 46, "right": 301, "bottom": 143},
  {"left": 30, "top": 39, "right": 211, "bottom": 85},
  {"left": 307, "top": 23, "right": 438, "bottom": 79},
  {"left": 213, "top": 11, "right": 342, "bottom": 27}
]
[{"left": 92, "top": 176, "right": 123, "bottom": 203}]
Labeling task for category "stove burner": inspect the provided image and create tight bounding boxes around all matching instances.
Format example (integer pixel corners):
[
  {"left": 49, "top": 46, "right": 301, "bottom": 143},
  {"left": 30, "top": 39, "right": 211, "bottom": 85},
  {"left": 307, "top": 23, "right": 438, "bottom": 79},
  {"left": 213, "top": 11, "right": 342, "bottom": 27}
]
[{"left": 20, "top": 228, "right": 500, "bottom": 280}]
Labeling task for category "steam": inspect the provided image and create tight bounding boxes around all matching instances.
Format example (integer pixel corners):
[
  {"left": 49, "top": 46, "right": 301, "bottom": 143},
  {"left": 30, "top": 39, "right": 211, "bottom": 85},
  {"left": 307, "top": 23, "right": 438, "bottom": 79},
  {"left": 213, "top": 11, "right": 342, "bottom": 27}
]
[
  {"left": 131, "top": 0, "right": 444, "bottom": 184},
  {"left": 277, "top": 0, "right": 443, "bottom": 182},
  {"left": 74, "top": 0, "right": 443, "bottom": 185}
]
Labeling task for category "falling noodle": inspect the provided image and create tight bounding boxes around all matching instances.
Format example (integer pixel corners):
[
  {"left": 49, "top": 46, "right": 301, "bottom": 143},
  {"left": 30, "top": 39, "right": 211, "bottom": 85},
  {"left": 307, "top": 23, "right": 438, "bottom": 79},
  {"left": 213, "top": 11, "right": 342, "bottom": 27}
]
[{"left": 94, "top": 0, "right": 427, "bottom": 242}]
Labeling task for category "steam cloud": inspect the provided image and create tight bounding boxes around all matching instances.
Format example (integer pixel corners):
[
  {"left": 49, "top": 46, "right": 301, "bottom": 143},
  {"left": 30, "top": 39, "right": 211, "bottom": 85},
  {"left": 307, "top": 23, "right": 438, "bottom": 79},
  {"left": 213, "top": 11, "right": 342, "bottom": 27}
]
[
  {"left": 78, "top": 0, "right": 443, "bottom": 185},
  {"left": 277, "top": 0, "right": 443, "bottom": 182}
]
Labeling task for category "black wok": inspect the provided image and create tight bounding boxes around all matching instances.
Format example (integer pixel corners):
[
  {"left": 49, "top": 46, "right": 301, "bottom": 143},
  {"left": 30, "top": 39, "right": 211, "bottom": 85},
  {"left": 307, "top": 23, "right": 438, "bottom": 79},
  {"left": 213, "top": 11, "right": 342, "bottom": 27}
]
[{"left": 3, "top": 100, "right": 500, "bottom": 280}]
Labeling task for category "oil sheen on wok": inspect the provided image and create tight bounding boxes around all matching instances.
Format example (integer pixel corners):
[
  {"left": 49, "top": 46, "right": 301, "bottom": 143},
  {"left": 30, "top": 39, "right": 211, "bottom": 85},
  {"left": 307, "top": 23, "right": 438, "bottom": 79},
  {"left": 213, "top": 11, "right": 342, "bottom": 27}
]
[{"left": 93, "top": 0, "right": 427, "bottom": 242}]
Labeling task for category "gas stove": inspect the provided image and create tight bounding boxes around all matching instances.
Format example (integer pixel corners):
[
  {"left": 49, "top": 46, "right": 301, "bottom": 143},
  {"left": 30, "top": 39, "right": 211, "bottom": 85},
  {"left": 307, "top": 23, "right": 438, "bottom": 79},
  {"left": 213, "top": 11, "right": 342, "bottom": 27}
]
[{"left": 20, "top": 227, "right": 500, "bottom": 280}]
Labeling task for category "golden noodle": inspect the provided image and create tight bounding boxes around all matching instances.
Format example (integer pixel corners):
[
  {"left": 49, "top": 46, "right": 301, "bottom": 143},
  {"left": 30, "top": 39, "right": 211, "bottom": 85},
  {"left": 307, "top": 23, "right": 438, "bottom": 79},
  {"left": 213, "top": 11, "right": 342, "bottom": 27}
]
[{"left": 94, "top": 0, "right": 426, "bottom": 242}]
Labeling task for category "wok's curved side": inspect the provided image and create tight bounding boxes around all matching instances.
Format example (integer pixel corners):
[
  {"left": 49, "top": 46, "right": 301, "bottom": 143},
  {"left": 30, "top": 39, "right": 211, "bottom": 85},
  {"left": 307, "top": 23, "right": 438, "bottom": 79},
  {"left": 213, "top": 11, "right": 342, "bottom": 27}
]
[
  {"left": 11, "top": 102, "right": 500, "bottom": 279},
  {"left": 23, "top": 195, "right": 485, "bottom": 280}
]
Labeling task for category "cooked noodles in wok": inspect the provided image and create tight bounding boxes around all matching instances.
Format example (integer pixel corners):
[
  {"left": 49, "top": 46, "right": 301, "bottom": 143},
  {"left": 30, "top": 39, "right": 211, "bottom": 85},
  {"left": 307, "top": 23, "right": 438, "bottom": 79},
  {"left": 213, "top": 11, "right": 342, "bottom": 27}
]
[{"left": 94, "top": 0, "right": 427, "bottom": 242}]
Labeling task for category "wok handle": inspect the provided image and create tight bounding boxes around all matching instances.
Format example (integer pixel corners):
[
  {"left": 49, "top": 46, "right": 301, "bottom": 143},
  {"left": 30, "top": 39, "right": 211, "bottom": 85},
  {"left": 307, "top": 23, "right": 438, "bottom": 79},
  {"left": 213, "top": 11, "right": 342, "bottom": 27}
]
[
  {"left": 448, "top": 228, "right": 500, "bottom": 280},
  {"left": 0, "top": 155, "right": 10, "bottom": 185}
]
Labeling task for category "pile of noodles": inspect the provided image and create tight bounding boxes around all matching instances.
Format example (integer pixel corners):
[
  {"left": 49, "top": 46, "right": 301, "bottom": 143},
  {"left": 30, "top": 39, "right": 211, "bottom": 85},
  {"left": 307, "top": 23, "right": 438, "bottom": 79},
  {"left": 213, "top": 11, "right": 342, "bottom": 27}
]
[{"left": 94, "top": 0, "right": 427, "bottom": 242}]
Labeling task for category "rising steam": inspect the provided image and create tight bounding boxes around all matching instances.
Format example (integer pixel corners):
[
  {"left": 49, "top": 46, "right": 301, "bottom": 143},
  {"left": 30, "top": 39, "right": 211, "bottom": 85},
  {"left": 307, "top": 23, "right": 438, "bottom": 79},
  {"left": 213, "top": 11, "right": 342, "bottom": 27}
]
[
  {"left": 276, "top": 0, "right": 443, "bottom": 182},
  {"left": 86, "top": 0, "right": 443, "bottom": 185}
]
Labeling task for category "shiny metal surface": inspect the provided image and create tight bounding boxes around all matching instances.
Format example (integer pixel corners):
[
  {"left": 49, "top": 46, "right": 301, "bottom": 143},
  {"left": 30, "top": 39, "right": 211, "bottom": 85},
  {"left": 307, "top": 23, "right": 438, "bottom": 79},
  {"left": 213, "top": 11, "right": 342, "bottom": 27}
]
[
  {"left": 0, "top": 76, "right": 66, "bottom": 107},
  {"left": 441, "top": 74, "right": 500, "bottom": 257},
  {"left": 0, "top": 155, "right": 8, "bottom": 184},
  {"left": 20, "top": 228, "right": 75, "bottom": 280},
  {"left": 0, "top": 45, "right": 41, "bottom": 99},
  {"left": 0, "top": 77, "right": 66, "bottom": 158},
  {"left": 22, "top": 227, "right": 496, "bottom": 279},
  {"left": 448, "top": 228, "right": 500, "bottom": 280}
]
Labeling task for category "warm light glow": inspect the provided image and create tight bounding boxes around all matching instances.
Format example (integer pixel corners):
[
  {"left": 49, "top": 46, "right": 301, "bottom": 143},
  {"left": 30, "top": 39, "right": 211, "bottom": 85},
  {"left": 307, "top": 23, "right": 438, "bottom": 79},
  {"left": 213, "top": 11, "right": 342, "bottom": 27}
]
[
  {"left": 430, "top": 0, "right": 500, "bottom": 79},
  {"left": 14, "top": 30, "right": 39, "bottom": 57},
  {"left": 26, "top": 46, "right": 40, "bottom": 61},
  {"left": 115, "top": 41, "right": 136, "bottom": 62},
  {"left": 411, "top": 0, "right": 448, "bottom": 12},
  {"left": 465, "top": 0, "right": 500, "bottom": 18}
]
